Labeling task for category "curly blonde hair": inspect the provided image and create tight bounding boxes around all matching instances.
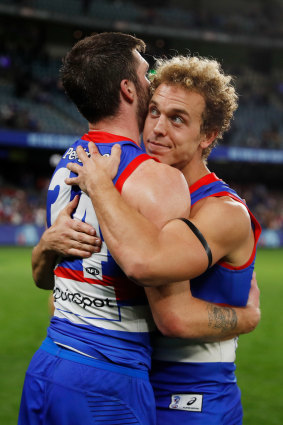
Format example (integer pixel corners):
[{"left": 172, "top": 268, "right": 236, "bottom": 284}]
[{"left": 150, "top": 56, "right": 238, "bottom": 159}]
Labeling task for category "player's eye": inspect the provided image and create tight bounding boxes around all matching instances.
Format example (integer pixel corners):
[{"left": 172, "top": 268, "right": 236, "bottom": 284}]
[
  {"left": 172, "top": 115, "right": 184, "bottom": 124},
  {"left": 149, "top": 106, "right": 159, "bottom": 116}
]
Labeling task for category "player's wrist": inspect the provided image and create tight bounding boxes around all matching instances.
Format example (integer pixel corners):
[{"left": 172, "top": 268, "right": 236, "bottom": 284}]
[
  {"left": 40, "top": 227, "right": 58, "bottom": 254},
  {"left": 87, "top": 171, "right": 116, "bottom": 201},
  {"left": 238, "top": 305, "right": 261, "bottom": 334}
]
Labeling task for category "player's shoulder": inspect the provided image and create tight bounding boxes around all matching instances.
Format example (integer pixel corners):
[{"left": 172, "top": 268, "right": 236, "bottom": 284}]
[
  {"left": 193, "top": 195, "right": 251, "bottom": 247},
  {"left": 197, "top": 195, "right": 249, "bottom": 222},
  {"left": 118, "top": 141, "right": 148, "bottom": 163},
  {"left": 135, "top": 159, "right": 188, "bottom": 189},
  {"left": 128, "top": 159, "right": 190, "bottom": 207},
  {"left": 123, "top": 160, "right": 190, "bottom": 226}
]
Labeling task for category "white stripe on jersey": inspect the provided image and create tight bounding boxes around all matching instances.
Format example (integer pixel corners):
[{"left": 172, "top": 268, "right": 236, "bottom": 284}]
[
  {"left": 152, "top": 336, "right": 238, "bottom": 363},
  {"left": 53, "top": 277, "right": 156, "bottom": 333}
]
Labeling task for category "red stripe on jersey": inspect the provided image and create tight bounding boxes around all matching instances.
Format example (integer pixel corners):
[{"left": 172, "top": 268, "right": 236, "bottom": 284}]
[
  {"left": 81, "top": 130, "right": 159, "bottom": 193},
  {"left": 81, "top": 131, "right": 139, "bottom": 146},
  {"left": 115, "top": 154, "right": 156, "bottom": 193},
  {"left": 55, "top": 267, "right": 146, "bottom": 301},
  {"left": 55, "top": 266, "right": 109, "bottom": 286},
  {"left": 189, "top": 173, "right": 221, "bottom": 194}
]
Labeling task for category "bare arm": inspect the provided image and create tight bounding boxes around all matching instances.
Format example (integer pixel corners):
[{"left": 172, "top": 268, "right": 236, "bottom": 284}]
[
  {"left": 66, "top": 144, "right": 206, "bottom": 286},
  {"left": 32, "top": 239, "right": 57, "bottom": 290},
  {"left": 145, "top": 271, "right": 260, "bottom": 341},
  {"left": 32, "top": 195, "right": 100, "bottom": 289},
  {"left": 65, "top": 144, "right": 260, "bottom": 340},
  {"left": 67, "top": 144, "right": 256, "bottom": 287},
  {"left": 33, "top": 198, "right": 260, "bottom": 339}
]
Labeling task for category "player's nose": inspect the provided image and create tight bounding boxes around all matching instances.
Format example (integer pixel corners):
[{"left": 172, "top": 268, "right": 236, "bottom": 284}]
[{"left": 153, "top": 116, "right": 167, "bottom": 136}]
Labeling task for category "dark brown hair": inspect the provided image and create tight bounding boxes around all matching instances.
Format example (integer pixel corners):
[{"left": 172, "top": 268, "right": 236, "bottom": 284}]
[{"left": 61, "top": 32, "right": 146, "bottom": 123}]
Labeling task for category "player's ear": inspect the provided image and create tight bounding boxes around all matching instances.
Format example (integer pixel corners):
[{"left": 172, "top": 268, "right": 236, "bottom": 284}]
[
  {"left": 200, "top": 130, "right": 218, "bottom": 149},
  {"left": 120, "top": 79, "right": 135, "bottom": 103}
]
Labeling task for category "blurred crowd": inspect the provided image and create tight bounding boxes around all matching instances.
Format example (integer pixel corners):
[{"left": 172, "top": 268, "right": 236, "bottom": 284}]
[
  {"left": 5, "top": 0, "right": 283, "bottom": 39},
  {"left": 0, "top": 104, "right": 40, "bottom": 132},
  {"left": 0, "top": 177, "right": 48, "bottom": 227},
  {"left": 1, "top": 14, "right": 283, "bottom": 147},
  {"left": 0, "top": 179, "right": 282, "bottom": 232},
  {"left": 232, "top": 183, "right": 283, "bottom": 232},
  {"left": 0, "top": 1, "right": 282, "bottom": 236}
]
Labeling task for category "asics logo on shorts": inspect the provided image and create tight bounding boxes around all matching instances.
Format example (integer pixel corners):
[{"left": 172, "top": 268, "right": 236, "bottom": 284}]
[
  {"left": 169, "top": 394, "right": 203, "bottom": 412},
  {"left": 187, "top": 397, "right": 197, "bottom": 406}
]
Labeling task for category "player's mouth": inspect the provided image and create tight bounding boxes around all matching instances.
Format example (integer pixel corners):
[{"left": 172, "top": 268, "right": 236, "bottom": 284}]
[{"left": 145, "top": 139, "right": 171, "bottom": 155}]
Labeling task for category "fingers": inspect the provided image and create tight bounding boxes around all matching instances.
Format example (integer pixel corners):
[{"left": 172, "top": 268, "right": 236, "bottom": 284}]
[
  {"left": 69, "top": 219, "right": 102, "bottom": 248},
  {"left": 66, "top": 162, "right": 81, "bottom": 174},
  {"left": 89, "top": 142, "right": 100, "bottom": 156},
  {"left": 247, "top": 270, "right": 260, "bottom": 309},
  {"left": 76, "top": 145, "right": 89, "bottom": 162},
  {"left": 68, "top": 248, "right": 94, "bottom": 258},
  {"left": 69, "top": 239, "right": 101, "bottom": 255},
  {"left": 111, "top": 143, "right": 121, "bottom": 157},
  {"left": 110, "top": 144, "right": 122, "bottom": 178},
  {"left": 54, "top": 233, "right": 101, "bottom": 257},
  {"left": 65, "top": 162, "right": 82, "bottom": 186},
  {"left": 251, "top": 271, "right": 259, "bottom": 290},
  {"left": 65, "top": 147, "right": 88, "bottom": 185},
  {"left": 64, "top": 195, "right": 80, "bottom": 216},
  {"left": 65, "top": 233, "right": 102, "bottom": 258},
  {"left": 71, "top": 219, "right": 98, "bottom": 238},
  {"left": 65, "top": 176, "right": 78, "bottom": 186}
]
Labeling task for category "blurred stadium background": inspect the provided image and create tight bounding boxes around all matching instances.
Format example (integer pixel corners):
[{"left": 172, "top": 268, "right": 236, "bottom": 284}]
[{"left": 0, "top": 0, "right": 282, "bottom": 424}]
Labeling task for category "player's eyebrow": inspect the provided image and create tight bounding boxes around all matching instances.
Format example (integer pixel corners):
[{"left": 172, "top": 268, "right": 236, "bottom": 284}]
[
  {"left": 150, "top": 99, "right": 191, "bottom": 119},
  {"left": 170, "top": 107, "right": 190, "bottom": 117}
]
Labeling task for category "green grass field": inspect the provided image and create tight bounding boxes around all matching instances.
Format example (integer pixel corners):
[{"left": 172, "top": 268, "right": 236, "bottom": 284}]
[{"left": 0, "top": 247, "right": 282, "bottom": 424}]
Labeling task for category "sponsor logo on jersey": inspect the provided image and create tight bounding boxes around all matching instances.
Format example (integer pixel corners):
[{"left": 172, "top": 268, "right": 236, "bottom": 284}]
[
  {"left": 62, "top": 147, "right": 90, "bottom": 162},
  {"left": 54, "top": 287, "right": 115, "bottom": 309},
  {"left": 62, "top": 147, "right": 109, "bottom": 163},
  {"left": 169, "top": 394, "right": 203, "bottom": 412}
]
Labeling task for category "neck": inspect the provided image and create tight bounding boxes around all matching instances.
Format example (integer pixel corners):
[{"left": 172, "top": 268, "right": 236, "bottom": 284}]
[
  {"left": 89, "top": 111, "right": 141, "bottom": 145},
  {"left": 180, "top": 154, "right": 211, "bottom": 187}
]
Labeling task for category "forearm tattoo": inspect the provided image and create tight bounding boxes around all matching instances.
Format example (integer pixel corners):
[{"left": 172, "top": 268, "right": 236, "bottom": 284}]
[{"left": 207, "top": 304, "right": 238, "bottom": 334}]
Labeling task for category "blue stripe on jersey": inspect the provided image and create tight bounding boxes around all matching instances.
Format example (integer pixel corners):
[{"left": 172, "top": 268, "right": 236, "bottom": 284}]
[
  {"left": 151, "top": 359, "right": 237, "bottom": 389},
  {"left": 41, "top": 337, "right": 150, "bottom": 379},
  {"left": 48, "top": 317, "right": 152, "bottom": 371},
  {"left": 191, "top": 260, "right": 255, "bottom": 306},
  {"left": 190, "top": 178, "right": 242, "bottom": 206}
]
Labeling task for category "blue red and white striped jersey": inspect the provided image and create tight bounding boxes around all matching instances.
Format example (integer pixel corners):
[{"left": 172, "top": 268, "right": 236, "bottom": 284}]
[
  {"left": 189, "top": 173, "right": 261, "bottom": 307},
  {"left": 46, "top": 131, "right": 157, "bottom": 371},
  {"left": 152, "top": 173, "right": 261, "bottom": 385}
]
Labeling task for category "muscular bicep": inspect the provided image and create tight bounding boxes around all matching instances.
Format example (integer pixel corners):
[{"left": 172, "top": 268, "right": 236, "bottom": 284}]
[
  {"left": 122, "top": 160, "right": 190, "bottom": 228},
  {"left": 85, "top": 159, "right": 192, "bottom": 287},
  {"left": 136, "top": 219, "right": 210, "bottom": 285},
  {"left": 189, "top": 197, "right": 254, "bottom": 266},
  {"left": 141, "top": 198, "right": 254, "bottom": 284}
]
